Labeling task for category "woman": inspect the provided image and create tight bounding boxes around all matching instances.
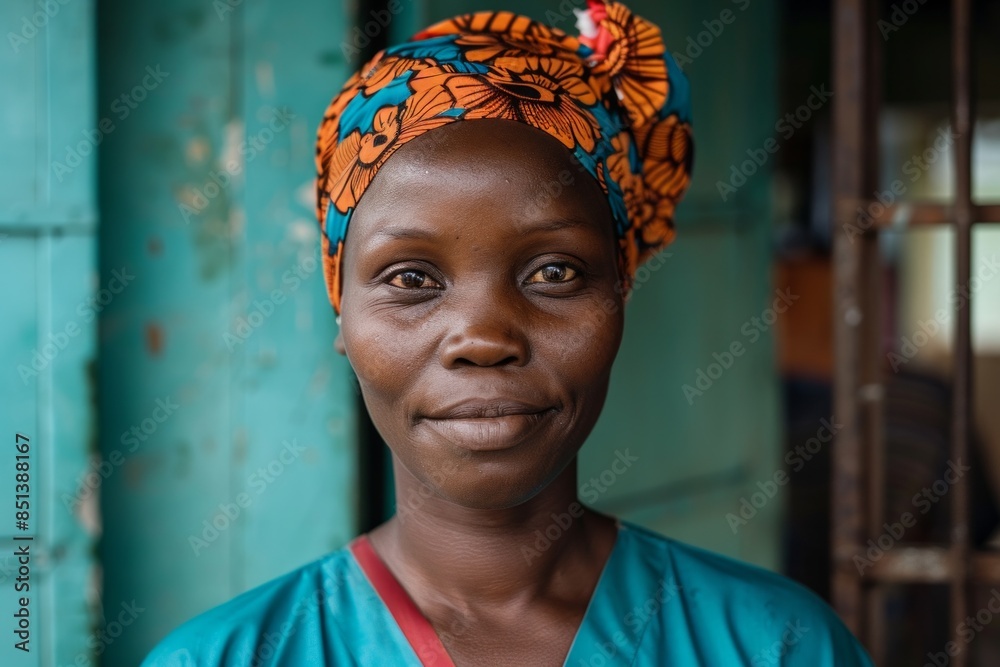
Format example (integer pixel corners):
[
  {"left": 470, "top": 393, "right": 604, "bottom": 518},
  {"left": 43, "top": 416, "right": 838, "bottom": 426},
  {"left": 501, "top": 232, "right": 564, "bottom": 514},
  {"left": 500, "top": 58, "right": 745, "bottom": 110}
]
[{"left": 144, "top": 2, "right": 873, "bottom": 665}]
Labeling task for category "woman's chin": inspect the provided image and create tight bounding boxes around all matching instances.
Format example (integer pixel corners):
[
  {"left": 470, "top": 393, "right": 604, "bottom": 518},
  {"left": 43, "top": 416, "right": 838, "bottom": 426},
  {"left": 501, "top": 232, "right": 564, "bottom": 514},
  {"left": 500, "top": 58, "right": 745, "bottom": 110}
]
[
  {"left": 390, "top": 445, "right": 578, "bottom": 513},
  {"left": 405, "top": 468, "right": 553, "bottom": 513},
  {"left": 449, "top": 477, "right": 551, "bottom": 511}
]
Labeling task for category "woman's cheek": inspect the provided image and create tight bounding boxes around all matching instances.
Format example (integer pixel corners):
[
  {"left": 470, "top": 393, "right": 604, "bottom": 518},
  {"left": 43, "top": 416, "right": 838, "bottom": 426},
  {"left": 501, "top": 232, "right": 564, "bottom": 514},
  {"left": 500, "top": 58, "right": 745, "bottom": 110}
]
[
  {"left": 346, "top": 322, "right": 409, "bottom": 391},
  {"left": 553, "top": 304, "right": 622, "bottom": 366}
]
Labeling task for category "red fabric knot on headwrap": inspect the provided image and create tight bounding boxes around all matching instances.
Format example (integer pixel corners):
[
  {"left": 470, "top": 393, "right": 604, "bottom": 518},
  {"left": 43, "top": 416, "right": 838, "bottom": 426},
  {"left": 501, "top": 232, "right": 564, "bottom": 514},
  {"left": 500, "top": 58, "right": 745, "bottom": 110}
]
[{"left": 575, "top": 0, "right": 669, "bottom": 129}]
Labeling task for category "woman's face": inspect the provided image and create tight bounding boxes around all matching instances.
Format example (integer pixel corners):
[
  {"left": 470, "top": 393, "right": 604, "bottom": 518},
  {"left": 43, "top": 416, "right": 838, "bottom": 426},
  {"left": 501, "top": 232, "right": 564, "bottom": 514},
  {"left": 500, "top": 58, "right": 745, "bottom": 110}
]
[{"left": 337, "top": 119, "right": 625, "bottom": 510}]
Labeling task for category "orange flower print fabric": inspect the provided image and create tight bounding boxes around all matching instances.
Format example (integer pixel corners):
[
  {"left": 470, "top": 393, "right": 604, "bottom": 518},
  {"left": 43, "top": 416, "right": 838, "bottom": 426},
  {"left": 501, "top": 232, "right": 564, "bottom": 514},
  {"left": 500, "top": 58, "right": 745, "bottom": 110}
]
[
  {"left": 325, "top": 88, "right": 459, "bottom": 214},
  {"left": 420, "top": 11, "right": 582, "bottom": 66},
  {"left": 409, "top": 58, "right": 600, "bottom": 151},
  {"left": 315, "top": 0, "right": 693, "bottom": 313}
]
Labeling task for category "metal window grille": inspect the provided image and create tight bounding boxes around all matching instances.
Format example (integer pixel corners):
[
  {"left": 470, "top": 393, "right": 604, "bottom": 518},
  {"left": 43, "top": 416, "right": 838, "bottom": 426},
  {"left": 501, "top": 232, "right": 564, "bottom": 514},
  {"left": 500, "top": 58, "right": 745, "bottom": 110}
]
[{"left": 831, "top": 0, "right": 1000, "bottom": 664}]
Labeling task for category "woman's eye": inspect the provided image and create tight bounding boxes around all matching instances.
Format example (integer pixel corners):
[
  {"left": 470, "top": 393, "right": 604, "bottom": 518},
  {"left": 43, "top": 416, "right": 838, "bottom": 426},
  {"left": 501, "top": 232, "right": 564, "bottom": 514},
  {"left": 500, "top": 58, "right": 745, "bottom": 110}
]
[
  {"left": 527, "top": 263, "right": 578, "bottom": 284},
  {"left": 388, "top": 270, "right": 441, "bottom": 289}
]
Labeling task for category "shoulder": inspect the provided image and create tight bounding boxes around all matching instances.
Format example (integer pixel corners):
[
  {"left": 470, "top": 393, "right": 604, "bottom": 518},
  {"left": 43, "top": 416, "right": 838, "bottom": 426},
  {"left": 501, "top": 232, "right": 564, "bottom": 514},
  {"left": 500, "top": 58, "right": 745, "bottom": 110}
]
[
  {"left": 618, "top": 521, "right": 873, "bottom": 666},
  {"left": 141, "top": 548, "right": 357, "bottom": 667}
]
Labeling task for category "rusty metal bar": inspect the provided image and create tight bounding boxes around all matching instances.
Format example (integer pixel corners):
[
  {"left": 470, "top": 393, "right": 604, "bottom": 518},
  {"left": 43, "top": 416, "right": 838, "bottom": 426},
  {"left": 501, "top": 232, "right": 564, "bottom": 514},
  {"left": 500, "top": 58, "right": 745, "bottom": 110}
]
[
  {"left": 831, "top": 0, "right": 874, "bottom": 642},
  {"left": 860, "top": 0, "right": 886, "bottom": 656},
  {"left": 840, "top": 201, "right": 1000, "bottom": 228},
  {"left": 950, "top": 0, "right": 974, "bottom": 663}
]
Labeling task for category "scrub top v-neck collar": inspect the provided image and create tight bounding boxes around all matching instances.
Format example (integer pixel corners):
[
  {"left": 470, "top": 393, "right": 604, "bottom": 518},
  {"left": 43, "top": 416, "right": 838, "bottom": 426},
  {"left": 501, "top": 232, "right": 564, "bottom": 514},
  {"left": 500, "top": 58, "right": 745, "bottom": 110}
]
[{"left": 347, "top": 520, "right": 648, "bottom": 667}]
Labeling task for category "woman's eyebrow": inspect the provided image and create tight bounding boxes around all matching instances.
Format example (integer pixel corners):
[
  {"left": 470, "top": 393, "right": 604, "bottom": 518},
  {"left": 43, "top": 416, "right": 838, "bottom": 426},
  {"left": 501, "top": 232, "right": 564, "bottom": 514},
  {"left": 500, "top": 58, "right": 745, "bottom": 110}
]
[
  {"left": 518, "top": 216, "right": 600, "bottom": 234},
  {"left": 370, "top": 225, "right": 439, "bottom": 241},
  {"left": 370, "top": 217, "right": 593, "bottom": 240}
]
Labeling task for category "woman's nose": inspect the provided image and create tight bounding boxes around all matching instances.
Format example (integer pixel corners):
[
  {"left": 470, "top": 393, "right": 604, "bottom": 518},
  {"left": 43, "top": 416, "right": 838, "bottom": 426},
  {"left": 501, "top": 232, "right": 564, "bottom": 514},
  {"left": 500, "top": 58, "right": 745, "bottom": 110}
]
[{"left": 438, "top": 291, "right": 530, "bottom": 368}]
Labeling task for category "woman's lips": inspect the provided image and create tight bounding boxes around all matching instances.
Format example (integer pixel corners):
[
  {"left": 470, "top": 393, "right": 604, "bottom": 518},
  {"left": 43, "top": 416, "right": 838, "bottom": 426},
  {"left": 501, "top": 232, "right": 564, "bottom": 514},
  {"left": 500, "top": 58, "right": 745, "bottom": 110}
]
[
  {"left": 427, "top": 399, "right": 552, "bottom": 420},
  {"left": 419, "top": 405, "right": 554, "bottom": 452}
]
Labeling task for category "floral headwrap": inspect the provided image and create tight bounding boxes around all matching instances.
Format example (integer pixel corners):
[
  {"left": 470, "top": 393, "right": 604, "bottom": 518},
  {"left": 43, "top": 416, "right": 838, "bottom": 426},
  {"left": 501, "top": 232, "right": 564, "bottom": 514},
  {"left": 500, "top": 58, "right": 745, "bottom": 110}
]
[{"left": 315, "top": 0, "right": 693, "bottom": 314}]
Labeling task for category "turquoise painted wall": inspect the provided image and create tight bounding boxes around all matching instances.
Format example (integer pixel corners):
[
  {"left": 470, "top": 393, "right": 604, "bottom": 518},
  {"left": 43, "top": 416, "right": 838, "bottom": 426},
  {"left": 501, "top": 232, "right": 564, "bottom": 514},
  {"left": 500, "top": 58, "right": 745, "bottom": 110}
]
[
  {"left": 1, "top": 0, "right": 98, "bottom": 665},
  {"left": 96, "top": 1, "right": 359, "bottom": 664}
]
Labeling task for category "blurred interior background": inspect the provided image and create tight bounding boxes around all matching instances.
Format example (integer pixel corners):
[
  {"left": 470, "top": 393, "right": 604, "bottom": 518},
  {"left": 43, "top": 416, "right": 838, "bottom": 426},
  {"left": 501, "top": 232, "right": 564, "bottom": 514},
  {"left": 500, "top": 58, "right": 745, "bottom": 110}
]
[{"left": 1, "top": 0, "right": 998, "bottom": 664}]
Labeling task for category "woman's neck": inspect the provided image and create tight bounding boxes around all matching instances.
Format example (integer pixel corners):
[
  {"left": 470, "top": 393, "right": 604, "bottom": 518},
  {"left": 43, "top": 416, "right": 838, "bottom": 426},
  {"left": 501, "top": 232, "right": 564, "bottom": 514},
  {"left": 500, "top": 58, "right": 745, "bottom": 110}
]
[{"left": 367, "top": 457, "right": 618, "bottom": 611}]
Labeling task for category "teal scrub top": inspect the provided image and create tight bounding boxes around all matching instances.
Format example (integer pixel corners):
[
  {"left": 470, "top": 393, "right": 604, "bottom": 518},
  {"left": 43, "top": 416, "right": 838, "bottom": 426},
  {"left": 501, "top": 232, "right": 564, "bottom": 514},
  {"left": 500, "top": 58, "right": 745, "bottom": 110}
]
[{"left": 142, "top": 520, "right": 874, "bottom": 666}]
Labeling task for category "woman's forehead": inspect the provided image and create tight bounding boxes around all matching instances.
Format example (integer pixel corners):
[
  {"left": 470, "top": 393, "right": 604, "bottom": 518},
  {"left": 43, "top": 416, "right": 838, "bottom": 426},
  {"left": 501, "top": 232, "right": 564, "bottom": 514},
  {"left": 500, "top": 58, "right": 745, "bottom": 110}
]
[
  {"left": 348, "top": 120, "right": 612, "bottom": 239},
  {"left": 367, "top": 120, "right": 597, "bottom": 196}
]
